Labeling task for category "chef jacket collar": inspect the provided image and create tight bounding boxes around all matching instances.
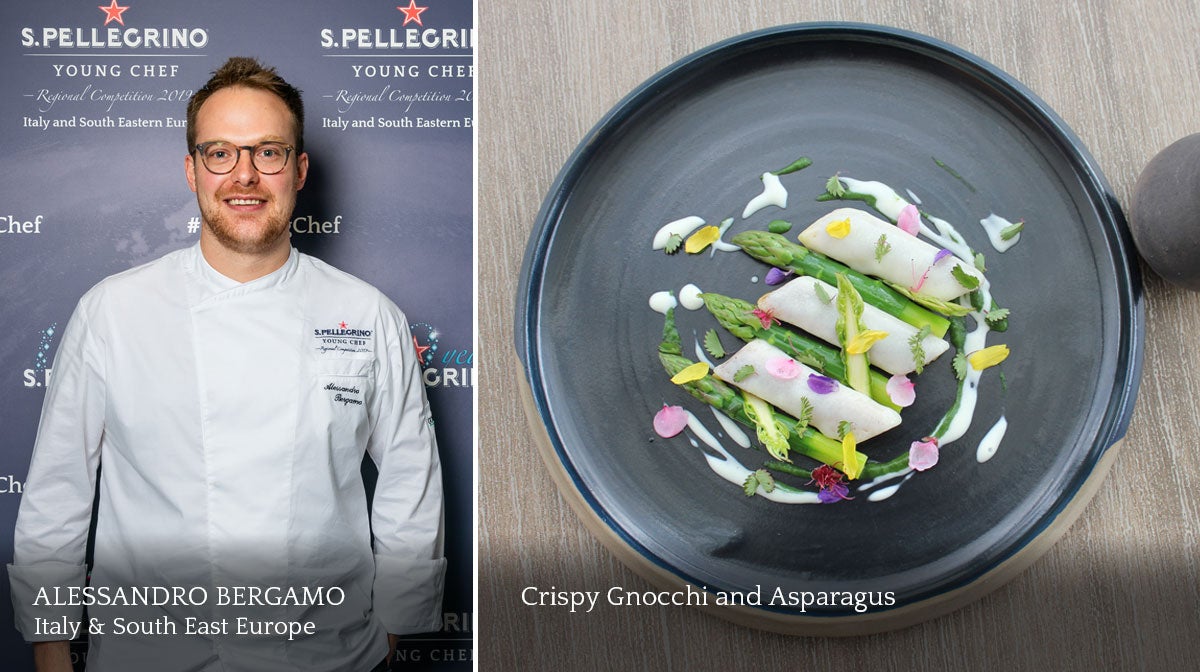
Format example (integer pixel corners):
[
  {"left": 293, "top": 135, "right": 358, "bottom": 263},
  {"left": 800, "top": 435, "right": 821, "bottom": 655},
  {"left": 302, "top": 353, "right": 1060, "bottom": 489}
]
[{"left": 188, "top": 241, "right": 300, "bottom": 304}]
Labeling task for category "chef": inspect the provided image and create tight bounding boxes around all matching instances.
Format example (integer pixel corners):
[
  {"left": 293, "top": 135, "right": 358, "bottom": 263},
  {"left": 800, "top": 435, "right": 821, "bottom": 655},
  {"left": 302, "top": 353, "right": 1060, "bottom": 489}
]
[{"left": 7, "top": 57, "right": 446, "bottom": 672}]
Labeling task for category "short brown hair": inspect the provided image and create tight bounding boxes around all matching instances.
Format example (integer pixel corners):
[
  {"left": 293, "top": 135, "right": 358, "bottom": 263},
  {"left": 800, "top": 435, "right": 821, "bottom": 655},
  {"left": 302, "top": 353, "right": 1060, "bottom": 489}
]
[{"left": 186, "top": 56, "right": 305, "bottom": 153}]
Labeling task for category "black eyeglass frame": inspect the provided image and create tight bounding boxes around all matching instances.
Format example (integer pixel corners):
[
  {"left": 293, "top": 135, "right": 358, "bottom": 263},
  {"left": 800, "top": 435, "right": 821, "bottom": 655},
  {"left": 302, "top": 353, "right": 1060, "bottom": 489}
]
[{"left": 192, "top": 141, "right": 296, "bottom": 175}]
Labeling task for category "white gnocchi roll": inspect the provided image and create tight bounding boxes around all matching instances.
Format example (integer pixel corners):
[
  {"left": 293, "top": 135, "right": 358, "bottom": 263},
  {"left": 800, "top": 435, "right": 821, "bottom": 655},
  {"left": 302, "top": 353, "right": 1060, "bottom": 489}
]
[
  {"left": 797, "top": 207, "right": 984, "bottom": 301},
  {"left": 758, "top": 276, "right": 950, "bottom": 375},
  {"left": 713, "top": 339, "right": 901, "bottom": 442}
]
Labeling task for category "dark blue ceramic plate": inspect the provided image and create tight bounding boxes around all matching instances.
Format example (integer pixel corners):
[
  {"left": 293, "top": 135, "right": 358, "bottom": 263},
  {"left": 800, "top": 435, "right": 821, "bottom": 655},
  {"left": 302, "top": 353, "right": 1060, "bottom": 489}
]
[{"left": 515, "top": 23, "right": 1143, "bottom": 632}]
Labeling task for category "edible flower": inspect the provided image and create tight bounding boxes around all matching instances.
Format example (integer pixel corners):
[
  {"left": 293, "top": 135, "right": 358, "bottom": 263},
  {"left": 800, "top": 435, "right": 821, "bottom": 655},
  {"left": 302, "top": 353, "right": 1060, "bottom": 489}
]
[
  {"left": 825, "top": 217, "right": 852, "bottom": 239},
  {"left": 765, "top": 357, "right": 802, "bottom": 380},
  {"left": 968, "top": 344, "right": 1010, "bottom": 371},
  {"left": 764, "top": 267, "right": 794, "bottom": 286},
  {"left": 670, "top": 361, "right": 710, "bottom": 385},
  {"left": 841, "top": 431, "right": 860, "bottom": 479},
  {"left": 909, "top": 436, "right": 940, "bottom": 471},
  {"left": 846, "top": 329, "right": 889, "bottom": 354},
  {"left": 897, "top": 204, "right": 921, "bottom": 235},
  {"left": 910, "top": 261, "right": 932, "bottom": 293},
  {"left": 750, "top": 307, "right": 780, "bottom": 330},
  {"left": 886, "top": 374, "right": 916, "bottom": 407},
  {"left": 684, "top": 225, "right": 721, "bottom": 253},
  {"left": 653, "top": 404, "right": 689, "bottom": 438},
  {"left": 808, "top": 464, "right": 853, "bottom": 503},
  {"left": 909, "top": 250, "right": 954, "bottom": 293},
  {"left": 807, "top": 374, "right": 838, "bottom": 394}
]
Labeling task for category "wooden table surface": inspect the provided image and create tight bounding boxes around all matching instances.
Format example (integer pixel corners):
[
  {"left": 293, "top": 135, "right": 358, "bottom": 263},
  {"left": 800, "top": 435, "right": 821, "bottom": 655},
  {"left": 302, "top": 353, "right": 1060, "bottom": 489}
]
[{"left": 478, "top": 2, "right": 1200, "bottom": 670}]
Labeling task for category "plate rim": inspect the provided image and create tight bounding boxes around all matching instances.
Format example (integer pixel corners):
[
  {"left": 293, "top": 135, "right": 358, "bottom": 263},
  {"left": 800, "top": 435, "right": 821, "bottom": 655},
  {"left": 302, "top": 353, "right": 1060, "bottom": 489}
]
[{"left": 513, "top": 21, "right": 1145, "bottom": 632}]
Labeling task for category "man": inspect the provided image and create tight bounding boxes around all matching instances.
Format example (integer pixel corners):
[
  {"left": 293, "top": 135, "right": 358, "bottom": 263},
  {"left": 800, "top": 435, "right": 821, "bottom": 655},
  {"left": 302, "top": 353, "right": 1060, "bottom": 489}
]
[{"left": 8, "top": 57, "right": 446, "bottom": 672}]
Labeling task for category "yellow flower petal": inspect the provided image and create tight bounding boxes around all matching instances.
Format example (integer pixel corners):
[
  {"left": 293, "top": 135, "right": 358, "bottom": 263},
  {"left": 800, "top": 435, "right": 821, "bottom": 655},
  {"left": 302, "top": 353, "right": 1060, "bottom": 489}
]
[
  {"left": 684, "top": 226, "right": 721, "bottom": 253},
  {"left": 841, "top": 431, "right": 859, "bottom": 480},
  {"left": 846, "top": 329, "right": 889, "bottom": 355},
  {"left": 968, "top": 344, "right": 1010, "bottom": 371},
  {"left": 670, "top": 361, "right": 710, "bottom": 385},
  {"left": 825, "top": 218, "right": 851, "bottom": 239}
]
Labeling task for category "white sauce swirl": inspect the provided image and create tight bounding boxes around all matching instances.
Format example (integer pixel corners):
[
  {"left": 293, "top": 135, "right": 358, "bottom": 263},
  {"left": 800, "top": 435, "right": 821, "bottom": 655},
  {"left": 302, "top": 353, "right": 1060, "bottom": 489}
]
[
  {"left": 742, "top": 173, "right": 787, "bottom": 219},
  {"left": 976, "top": 415, "right": 1008, "bottom": 463},
  {"left": 979, "top": 214, "right": 1021, "bottom": 252},
  {"left": 652, "top": 216, "right": 706, "bottom": 250}
]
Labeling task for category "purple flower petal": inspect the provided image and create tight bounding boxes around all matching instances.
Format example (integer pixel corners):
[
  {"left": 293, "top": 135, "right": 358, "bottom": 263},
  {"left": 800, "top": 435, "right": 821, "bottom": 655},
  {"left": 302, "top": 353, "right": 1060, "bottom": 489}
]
[
  {"left": 897, "top": 204, "right": 920, "bottom": 235},
  {"left": 765, "top": 357, "right": 802, "bottom": 380},
  {"left": 765, "top": 267, "right": 794, "bottom": 286},
  {"left": 807, "top": 373, "right": 838, "bottom": 394},
  {"left": 933, "top": 248, "right": 955, "bottom": 265},
  {"left": 653, "top": 404, "right": 689, "bottom": 438},
  {"left": 818, "top": 483, "right": 850, "bottom": 503},
  {"left": 909, "top": 438, "right": 940, "bottom": 471}
]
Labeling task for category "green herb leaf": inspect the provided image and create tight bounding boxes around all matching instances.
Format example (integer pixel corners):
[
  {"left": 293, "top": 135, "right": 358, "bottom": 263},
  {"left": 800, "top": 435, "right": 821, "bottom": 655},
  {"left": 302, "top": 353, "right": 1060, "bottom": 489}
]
[
  {"left": 974, "top": 252, "right": 987, "bottom": 272},
  {"left": 1000, "top": 221, "right": 1024, "bottom": 241},
  {"left": 768, "top": 219, "right": 792, "bottom": 234},
  {"left": 909, "top": 324, "right": 932, "bottom": 374},
  {"left": 742, "top": 471, "right": 760, "bottom": 497},
  {"left": 837, "top": 420, "right": 855, "bottom": 440},
  {"left": 952, "top": 352, "right": 968, "bottom": 381},
  {"left": 874, "top": 234, "right": 892, "bottom": 263},
  {"left": 664, "top": 233, "right": 683, "bottom": 254},
  {"left": 703, "top": 329, "right": 725, "bottom": 359},
  {"left": 825, "top": 174, "right": 847, "bottom": 198},
  {"left": 813, "top": 282, "right": 834, "bottom": 305},
  {"left": 733, "top": 364, "right": 755, "bottom": 382},
  {"left": 795, "top": 397, "right": 814, "bottom": 433},
  {"left": 755, "top": 469, "right": 776, "bottom": 493},
  {"left": 951, "top": 264, "right": 981, "bottom": 290},
  {"left": 985, "top": 307, "right": 1010, "bottom": 328}
]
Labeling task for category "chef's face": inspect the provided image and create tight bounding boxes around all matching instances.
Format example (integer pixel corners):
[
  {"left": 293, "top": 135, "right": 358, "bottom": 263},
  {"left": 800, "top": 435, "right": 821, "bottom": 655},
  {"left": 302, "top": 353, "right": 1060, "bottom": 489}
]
[{"left": 185, "top": 86, "right": 308, "bottom": 256}]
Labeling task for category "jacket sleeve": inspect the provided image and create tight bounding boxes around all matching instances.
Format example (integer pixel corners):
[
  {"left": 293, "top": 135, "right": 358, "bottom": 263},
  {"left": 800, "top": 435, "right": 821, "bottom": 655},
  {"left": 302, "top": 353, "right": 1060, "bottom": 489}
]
[
  {"left": 365, "top": 302, "right": 446, "bottom": 635},
  {"left": 8, "top": 295, "right": 105, "bottom": 641}
]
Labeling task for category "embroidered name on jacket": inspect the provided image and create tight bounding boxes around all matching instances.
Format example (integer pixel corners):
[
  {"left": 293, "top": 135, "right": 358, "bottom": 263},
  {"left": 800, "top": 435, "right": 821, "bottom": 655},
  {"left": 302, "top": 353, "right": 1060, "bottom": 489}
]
[
  {"left": 323, "top": 382, "right": 364, "bottom": 406},
  {"left": 313, "top": 322, "right": 373, "bottom": 355}
]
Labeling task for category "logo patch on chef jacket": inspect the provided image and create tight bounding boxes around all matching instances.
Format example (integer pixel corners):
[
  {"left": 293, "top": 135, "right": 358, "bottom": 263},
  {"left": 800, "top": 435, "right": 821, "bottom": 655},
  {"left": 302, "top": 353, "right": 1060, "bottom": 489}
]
[{"left": 313, "top": 321, "right": 374, "bottom": 355}]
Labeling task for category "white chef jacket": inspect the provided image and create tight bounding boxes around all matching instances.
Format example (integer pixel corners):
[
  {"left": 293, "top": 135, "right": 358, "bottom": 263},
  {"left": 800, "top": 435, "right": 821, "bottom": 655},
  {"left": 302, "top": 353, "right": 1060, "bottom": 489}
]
[{"left": 8, "top": 244, "right": 446, "bottom": 672}]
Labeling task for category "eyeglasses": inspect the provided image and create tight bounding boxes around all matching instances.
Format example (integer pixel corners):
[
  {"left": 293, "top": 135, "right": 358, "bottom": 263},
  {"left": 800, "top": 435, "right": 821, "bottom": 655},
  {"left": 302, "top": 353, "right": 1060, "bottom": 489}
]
[{"left": 193, "top": 141, "right": 295, "bottom": 175}]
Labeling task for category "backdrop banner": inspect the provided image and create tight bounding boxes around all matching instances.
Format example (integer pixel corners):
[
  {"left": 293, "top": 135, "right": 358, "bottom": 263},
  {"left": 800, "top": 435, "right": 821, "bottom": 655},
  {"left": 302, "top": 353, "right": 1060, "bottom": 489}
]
[{"left": 0, "top": 1, "right": 473, "bottom": 669}]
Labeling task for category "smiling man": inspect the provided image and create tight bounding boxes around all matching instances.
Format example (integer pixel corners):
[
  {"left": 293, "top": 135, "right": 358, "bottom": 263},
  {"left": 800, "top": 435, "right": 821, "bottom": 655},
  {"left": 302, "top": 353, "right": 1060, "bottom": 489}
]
[{"left": 8, "top": 57, "right": 445, "bottom": 672}]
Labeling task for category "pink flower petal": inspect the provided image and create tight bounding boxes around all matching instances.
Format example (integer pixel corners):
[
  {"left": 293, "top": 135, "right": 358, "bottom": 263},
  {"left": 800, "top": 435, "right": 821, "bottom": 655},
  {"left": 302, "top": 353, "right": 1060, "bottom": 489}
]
[
  {"left": 765, "top": 357, "right": 802, "bottom": 380},
  {"left": 897, "top": 204, "right": 920, "bottom": 235},
  {"left": 886, "top": 374, "right": 916, "bottom": 407},
  {"left": 909, "top": 437, "right": 940, "bottom": 471},
  {"left": 807, "top": 373, "right": 838, "bottom": 394},
  {"left": 653, "top": 404, "right": 689, "bottom": 438}
]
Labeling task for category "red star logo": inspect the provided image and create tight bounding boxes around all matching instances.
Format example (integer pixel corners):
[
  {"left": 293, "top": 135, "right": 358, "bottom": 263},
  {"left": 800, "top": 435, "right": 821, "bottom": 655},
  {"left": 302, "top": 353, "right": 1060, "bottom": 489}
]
[
  {"left": 397, "top": 0, "right": 428, "bottom": 26},
  {"left": 98, "top": 0, "right": 130, "bottom": 26},
  {"left": 339, "top": 321, "right": 347, "bottom": 329},
  {"left": 412, "top": 335, "right": 431, "bottom": 361}
]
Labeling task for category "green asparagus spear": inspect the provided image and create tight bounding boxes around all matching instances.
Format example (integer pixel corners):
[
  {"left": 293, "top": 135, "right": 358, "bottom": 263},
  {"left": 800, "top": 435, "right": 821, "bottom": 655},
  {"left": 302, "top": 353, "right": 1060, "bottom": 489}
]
[
  {"left": 700, "top": 292, "right": 900, "bottom": 411},
  {"left": 659, "top": 351, "right": 866, "bottom": 474},
  {"left": 732, "top": 230, "right": 951, "bottom": 338}
]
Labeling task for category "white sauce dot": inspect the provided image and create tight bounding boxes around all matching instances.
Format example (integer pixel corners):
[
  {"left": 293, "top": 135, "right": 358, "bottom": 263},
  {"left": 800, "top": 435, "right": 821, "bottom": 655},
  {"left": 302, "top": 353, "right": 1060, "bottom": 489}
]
[
  {"left": 648, "top": 291, "right": 677, "bottom": 314},
  {"left": 679, "top": 284, "right": 704, "bottom": 310}
]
